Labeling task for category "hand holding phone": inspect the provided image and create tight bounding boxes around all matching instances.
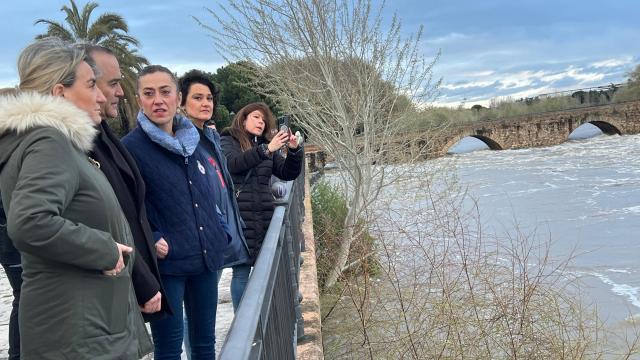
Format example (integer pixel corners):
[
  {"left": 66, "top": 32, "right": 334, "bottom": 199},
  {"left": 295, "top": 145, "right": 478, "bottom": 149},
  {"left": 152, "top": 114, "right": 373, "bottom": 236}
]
[{"left": 277, "top": 115, "right": 290, "bottom": 140}]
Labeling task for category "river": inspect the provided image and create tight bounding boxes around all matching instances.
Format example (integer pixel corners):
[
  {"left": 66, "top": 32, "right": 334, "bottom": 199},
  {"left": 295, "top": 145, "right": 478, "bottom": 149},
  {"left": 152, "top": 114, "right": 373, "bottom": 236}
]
[
  {"left": 320, "top": 127, "right": 640, "bottom": 357},
  {"left": 442, "top": 128, "right": 640, "bottom": 324},
  {"left": 324, "top": 127, "right": 640, "bottom": 327}
]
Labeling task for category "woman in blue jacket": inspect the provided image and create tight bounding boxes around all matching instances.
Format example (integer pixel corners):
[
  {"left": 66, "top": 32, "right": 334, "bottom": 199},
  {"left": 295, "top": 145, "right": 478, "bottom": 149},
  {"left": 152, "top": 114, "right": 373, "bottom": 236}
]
[
  {"left": 178, "top": 70, "right": 249, "bottom": 270},
  {"left": 122, "top": 65, "right": 230, "bottom": 359},
  {"left": 178, "top": 70, "right": 251, "bottom": 359}
]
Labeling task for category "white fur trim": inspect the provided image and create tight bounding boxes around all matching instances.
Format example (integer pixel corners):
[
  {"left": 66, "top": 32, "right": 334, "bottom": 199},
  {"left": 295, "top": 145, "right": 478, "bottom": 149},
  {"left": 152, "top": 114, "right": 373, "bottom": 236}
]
[{"left": 0, "top": 91, "right": 97, "bottom": 152}]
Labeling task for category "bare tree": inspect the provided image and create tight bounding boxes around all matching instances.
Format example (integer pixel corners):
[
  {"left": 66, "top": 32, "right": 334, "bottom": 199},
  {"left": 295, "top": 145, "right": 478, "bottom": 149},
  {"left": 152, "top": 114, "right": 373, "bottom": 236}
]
[{"left": 196, "top": 0, "right": 441, "bottom": 289}]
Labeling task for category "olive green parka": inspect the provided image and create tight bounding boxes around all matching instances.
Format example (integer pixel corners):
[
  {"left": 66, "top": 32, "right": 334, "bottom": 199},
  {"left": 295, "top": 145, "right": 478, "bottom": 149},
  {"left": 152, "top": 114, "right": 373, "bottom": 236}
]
[{"left": 0, "top": 92, "right": 152, "bottom": 359}]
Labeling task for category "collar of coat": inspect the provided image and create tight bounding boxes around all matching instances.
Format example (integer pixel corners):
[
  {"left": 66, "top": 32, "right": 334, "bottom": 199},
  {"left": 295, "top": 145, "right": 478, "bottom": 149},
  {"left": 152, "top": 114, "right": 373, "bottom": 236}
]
[
  {"left": 0, "top": 91, "right": 97, "bottom": 152},
  {"left": 220, "top": 127, "right": 267, "bottom": 145},
  {"left": 136, "top": 110, "right": 199, "bottom": 157}
]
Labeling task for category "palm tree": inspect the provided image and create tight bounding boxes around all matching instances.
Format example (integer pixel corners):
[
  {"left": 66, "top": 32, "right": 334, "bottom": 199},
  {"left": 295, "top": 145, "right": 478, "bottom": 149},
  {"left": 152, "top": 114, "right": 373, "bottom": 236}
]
[{"left": 35, "top": 0, "right": 149, "bottom": 134}]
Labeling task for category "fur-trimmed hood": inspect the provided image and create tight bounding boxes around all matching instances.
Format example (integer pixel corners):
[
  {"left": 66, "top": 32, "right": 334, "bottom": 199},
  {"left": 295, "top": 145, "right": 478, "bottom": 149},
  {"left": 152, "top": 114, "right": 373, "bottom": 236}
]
[{"left": 0, "top": 91, "right": 97, "bottom": 155}]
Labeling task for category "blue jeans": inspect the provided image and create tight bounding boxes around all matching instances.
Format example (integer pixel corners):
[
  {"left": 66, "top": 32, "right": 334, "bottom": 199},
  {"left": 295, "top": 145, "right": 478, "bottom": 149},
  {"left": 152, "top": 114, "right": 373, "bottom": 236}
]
[
  {"left": 1, "top": 264, "right": 21, "bottom": 360},
  {"left": 184, "top": 266, "right": 250, "bottom": 359},
  {"left": 230, "top": 264, "right": 251, "bottom": 312},
  {"left": 184, "top": 271, "right": 223, "bottom": 360},
  {"left": 151, "top": 271, "right": 218, "bottom": 360}
]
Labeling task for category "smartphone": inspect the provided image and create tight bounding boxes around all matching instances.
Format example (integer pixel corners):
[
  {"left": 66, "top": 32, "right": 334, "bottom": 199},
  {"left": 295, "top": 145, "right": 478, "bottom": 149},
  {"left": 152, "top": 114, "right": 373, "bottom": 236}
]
[{"left": 277, "top": 115, "right": 290, "bottom": 134}]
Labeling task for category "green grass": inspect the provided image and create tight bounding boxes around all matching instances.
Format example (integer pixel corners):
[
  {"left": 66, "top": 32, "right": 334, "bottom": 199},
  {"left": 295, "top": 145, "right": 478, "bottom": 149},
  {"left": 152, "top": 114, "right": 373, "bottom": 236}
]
[{"left": 311, "top": 180, "right": 379, "bottom": 291}]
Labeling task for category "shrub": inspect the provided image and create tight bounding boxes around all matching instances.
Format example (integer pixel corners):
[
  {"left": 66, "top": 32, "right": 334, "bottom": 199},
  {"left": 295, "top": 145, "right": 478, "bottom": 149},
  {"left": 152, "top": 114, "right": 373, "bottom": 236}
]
[{"left": 311, "top": 180, "right": 379, "bottom": 291}]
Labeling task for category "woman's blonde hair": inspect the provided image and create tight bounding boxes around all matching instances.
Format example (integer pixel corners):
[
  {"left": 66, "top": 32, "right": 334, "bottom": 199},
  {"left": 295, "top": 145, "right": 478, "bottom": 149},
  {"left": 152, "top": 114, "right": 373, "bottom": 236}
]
[{"left": 17, "top": 37, "right": 95, "bottom": 94}]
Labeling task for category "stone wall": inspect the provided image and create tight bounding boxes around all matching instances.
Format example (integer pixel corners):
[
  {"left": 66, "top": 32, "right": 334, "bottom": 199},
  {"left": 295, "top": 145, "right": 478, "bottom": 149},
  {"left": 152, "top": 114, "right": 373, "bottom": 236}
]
[{"left": 296, "top": 160, "right": 324, "bottom": 360}]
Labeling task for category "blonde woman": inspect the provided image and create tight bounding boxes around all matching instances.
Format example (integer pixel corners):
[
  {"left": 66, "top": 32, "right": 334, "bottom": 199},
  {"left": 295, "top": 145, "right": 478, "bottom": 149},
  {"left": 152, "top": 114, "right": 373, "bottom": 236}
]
[{"left": 0, "top": 38, "right": 151, "bottom": 359}]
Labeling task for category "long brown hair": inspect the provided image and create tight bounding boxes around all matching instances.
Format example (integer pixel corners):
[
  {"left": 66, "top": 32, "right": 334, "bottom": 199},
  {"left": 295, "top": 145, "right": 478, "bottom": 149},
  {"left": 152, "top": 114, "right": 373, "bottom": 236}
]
[{"left": 227, "top": 102, "right": 276, "bottom": 151}]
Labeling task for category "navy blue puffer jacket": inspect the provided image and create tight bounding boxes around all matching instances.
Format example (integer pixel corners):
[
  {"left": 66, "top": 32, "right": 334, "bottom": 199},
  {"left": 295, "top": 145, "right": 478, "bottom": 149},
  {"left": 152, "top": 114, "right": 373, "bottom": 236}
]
[{"left": 123, "top": 122, "right": 231, "bottom": 275}]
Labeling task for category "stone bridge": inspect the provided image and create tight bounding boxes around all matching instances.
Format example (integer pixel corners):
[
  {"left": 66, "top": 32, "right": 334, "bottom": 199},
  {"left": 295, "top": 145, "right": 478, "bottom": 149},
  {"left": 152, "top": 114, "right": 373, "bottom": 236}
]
[
  {"left": 305, "top": 100, "right": 640, "bottom": 169},
  {"left": 429, "top": 99, "right": 640, "bottom": 157}
]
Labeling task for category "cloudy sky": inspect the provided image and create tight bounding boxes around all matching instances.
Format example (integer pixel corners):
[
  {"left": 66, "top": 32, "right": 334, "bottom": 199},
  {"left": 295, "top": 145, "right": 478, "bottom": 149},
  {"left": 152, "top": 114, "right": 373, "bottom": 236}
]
[{"left": 0, "top": 0, "right": 637, "bottom": 107}]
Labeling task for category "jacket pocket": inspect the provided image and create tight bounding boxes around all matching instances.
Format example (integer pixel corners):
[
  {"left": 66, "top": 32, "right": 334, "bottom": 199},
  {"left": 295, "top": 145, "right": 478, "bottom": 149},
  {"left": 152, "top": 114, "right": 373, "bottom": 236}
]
[{"left": 83, "top": 272, "right": 131, "bottom": 337}]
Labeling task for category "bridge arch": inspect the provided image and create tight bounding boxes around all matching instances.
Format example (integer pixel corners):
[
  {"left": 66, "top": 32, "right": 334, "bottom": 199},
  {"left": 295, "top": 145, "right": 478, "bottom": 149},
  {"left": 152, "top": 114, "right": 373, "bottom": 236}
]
[
  {"left": 588, "top": 120, "right": 621, "bottom": 135},
  {"left": 429, "top": 101, "right": 640, "bottom": 158},
  {"left": 443, "top": 133, "right": 503, "bottom": 154},
  {"left": 581, "top": 114, "right": 623, "bottom": 135},
  {"left": 473, "top": 135, "right": 503, "bottom": 150}
]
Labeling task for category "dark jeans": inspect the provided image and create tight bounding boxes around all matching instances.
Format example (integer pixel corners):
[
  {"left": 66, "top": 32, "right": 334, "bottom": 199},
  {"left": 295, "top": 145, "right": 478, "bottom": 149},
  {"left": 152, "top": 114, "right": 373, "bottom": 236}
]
[
  {"left": 150, "top": 271, "right": 218, "bottom": 360},
  {"left": 230, "top": 264, "right": 251, "bottom": 312},
  {"left": 2, "top": 264, "right": 22, "bottom": 360}
]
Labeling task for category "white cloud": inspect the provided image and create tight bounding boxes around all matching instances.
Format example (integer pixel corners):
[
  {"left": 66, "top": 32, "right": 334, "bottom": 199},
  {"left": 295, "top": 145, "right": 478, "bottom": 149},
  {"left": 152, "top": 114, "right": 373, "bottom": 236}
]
[
  {"left": 462, "top": 70, "right": 496, "bottom": 77},
  {"left": 565, "top": 68, "right": 605, "bottom": 83},
  {"left": 539, "top": 71, "right": 568, "bottom": 82},
  {"left": 491, "top": 67, "right": 606, "bottom": 90},
  {"left": 430, "top": 96, "right": 496, "bottom": 109},
  {"left": 497, "top": 70, "right": 546, "bottom": 89},
  {"left": 493, "top": 86, "right": 557, "bottom": 101},
  {"left": 441, "top": 80, "right": 495, "bottom": 90},
  {"left": 590, "top": 56, "right": 633, "bottom": 68},
  {"left": 425, "top": 32, "right": 471, "bottom": 45},
  {"left": 538, "top": 66, "right": 606, "bottom": 83}
]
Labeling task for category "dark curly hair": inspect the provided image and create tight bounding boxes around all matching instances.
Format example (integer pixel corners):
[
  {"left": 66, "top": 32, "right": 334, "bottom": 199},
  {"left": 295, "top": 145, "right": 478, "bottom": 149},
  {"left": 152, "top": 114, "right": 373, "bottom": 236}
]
[{"left": 178, "top": 69, "right": 219, "bottom": 115}]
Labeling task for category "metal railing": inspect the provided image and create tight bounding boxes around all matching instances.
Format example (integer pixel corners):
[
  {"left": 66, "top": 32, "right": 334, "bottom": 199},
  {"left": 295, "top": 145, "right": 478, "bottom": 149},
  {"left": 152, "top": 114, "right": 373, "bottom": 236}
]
[{"left": 219, "top": 172, "right": 306, "bottom": 360}]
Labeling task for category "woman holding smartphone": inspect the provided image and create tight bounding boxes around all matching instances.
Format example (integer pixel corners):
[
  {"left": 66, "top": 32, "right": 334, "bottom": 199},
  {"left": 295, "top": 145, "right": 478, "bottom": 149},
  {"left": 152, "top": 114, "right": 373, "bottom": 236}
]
[{"left": 220, "top": 102, "right": 303, "bottom": 310}]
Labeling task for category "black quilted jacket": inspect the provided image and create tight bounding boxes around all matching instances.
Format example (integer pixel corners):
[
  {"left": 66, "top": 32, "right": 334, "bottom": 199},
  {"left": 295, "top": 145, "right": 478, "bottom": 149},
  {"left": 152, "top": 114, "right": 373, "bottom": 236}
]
[{"left": 220, "top": 130, "right": 303, "bottom": 264}]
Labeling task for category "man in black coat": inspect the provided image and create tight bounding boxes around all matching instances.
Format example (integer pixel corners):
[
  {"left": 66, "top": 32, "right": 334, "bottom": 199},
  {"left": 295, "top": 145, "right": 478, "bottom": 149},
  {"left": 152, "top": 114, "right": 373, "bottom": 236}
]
[
  {"left": 86, "top": 45, "right": 171, "bottom": 321},
  {"left": 0, "top": 196, "right": 21, "bottom": 360},
  {"left": 0, "top": 87, "right": 21, "bottom": 360}
]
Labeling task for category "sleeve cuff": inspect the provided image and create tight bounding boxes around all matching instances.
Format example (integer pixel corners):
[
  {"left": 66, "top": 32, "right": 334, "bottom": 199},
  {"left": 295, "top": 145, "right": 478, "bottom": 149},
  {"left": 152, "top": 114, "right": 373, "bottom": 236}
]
[
  {"left": 289, "top": 144, "right": 303, "bottom": 154},
  {"left": 152, "top": 231, "right": 164, "bottom": 243}
]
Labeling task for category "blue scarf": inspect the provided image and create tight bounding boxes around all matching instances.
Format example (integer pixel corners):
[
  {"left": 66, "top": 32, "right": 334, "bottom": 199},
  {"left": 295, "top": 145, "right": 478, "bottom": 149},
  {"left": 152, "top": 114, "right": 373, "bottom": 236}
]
[{"left": 137, "top": 111, "right": 199, "bottom": 157}]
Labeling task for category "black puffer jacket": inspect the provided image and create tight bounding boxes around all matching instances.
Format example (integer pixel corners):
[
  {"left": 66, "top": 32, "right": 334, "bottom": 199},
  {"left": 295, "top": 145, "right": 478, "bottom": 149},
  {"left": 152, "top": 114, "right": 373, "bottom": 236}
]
[{"left": 220, "top": 130, "right": 303, "bottom": 264}]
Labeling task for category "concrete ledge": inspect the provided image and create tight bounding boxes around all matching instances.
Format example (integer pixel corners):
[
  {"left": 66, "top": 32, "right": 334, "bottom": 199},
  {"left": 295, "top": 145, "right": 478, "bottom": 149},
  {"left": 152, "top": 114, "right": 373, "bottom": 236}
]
[{"left": 296, "top": 163, "right": 324, "bottom": 360}]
